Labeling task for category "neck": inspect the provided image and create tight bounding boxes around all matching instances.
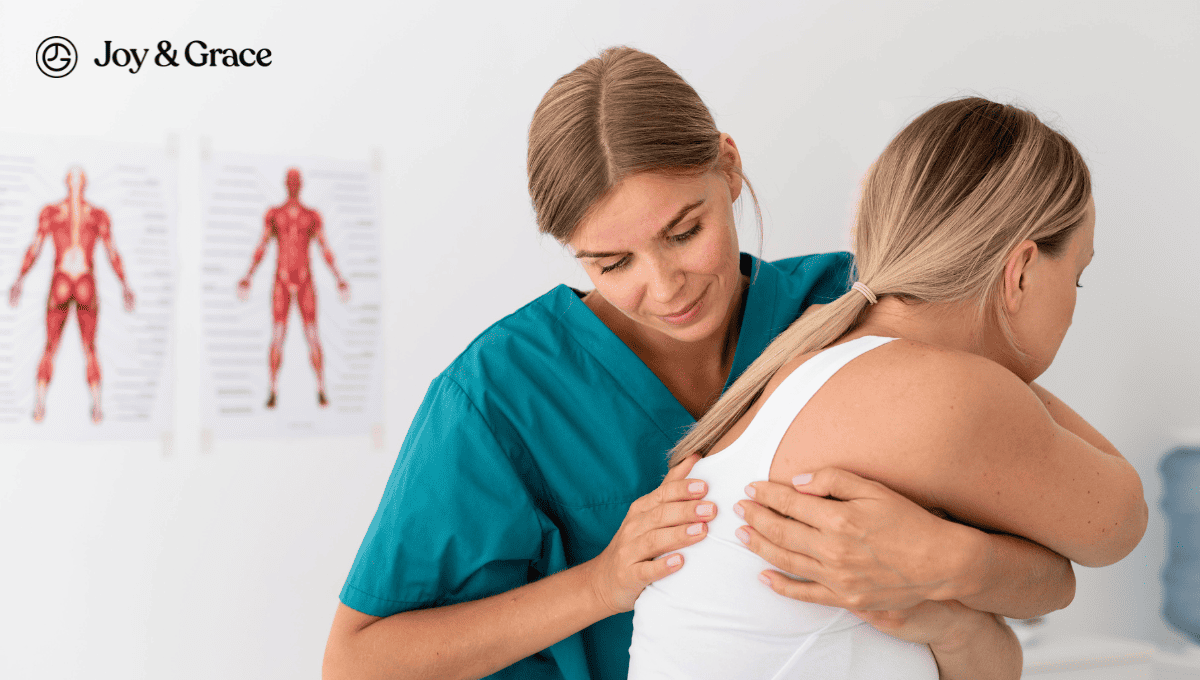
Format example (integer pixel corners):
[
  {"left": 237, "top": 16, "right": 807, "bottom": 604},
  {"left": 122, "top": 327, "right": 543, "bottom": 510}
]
[
  {"left": 852, "top": 297, "right": 1026, "bottom": 379},
  {"left": 585, "top": 275, "right": 749, "bottom": 417}
]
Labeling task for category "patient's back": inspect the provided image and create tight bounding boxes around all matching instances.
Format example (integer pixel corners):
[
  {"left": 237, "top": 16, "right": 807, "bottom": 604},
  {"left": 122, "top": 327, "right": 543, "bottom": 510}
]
[{"left": 628, "top": 336, "right": 938, "bottom": 679}]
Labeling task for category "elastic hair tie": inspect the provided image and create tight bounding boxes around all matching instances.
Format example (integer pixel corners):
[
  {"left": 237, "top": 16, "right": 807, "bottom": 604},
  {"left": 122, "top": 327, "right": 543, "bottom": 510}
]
[{"left": 851, "top": 281, "right": 878, "bottom": 305}]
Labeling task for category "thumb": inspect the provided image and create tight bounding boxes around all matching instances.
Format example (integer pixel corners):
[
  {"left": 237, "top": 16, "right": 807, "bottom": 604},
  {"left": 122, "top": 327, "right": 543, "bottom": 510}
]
[{"left": 792, "top": 467, "right": 880, "bottom": 501}]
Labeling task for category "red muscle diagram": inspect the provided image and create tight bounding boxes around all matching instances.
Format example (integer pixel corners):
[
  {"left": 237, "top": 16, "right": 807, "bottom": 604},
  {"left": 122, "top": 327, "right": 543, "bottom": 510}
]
[
  {"left": 237, "top": 168, "right": 349, "bottom": 408},
  {"left": 8, "top": 168, "right": 136, "bottom": 423}
]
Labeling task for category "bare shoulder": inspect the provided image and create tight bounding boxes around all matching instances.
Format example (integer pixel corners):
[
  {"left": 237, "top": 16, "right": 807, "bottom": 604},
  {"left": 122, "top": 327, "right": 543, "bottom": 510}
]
[
  {"left": 867, "top": 338, "right": 1027, "bottom": 401},
  {"left": 771, "top": 338, "right": 1048, "bottom": 505},
  {"left": 772, "top": 337, "right": 1145, "bottom": 563},
  {"left": 808, "top": 338, "right": 1032, "bottom": 420}
]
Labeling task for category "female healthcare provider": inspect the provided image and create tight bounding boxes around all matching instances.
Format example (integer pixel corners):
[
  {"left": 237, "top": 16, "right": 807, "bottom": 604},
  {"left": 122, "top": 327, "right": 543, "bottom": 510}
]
[{"left": 322, "top": 47, "right": 1075, "bottom": 680}]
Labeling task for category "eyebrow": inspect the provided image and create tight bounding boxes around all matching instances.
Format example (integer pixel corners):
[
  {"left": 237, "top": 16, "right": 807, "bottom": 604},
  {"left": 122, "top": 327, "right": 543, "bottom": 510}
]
[{"left": 575, "top": 199, "right": 705, "bottom": 259}]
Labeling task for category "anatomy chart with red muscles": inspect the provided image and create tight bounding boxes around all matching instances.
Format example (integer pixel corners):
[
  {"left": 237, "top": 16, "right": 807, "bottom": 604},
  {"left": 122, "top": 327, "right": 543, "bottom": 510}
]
[
  {"left": 201, "top": 153, "right": 383, "bottom": 439},
  {"left": 0, "top": 136, "right": 175, "bottom": 440}
]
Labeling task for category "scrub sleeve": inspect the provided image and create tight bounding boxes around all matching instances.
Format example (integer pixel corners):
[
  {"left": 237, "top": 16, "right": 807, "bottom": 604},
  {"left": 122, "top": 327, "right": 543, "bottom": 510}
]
[{"left": 339, "top": 251, "right": 855, "bottom": 680}]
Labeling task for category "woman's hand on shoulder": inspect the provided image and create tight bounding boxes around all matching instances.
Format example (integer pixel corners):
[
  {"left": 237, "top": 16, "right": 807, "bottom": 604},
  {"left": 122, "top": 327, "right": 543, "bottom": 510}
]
[
  {"left": 584, "top": 453, "right": 714, "bottom": 615},
  {"left": 736, "top": 467, "right": 975, "bottom": 611}
]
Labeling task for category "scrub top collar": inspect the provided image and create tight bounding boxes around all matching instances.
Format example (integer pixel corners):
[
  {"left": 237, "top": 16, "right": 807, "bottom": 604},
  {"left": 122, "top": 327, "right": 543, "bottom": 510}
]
[{"left": 553, "top": 253, "right": 781, "bottom": 440}]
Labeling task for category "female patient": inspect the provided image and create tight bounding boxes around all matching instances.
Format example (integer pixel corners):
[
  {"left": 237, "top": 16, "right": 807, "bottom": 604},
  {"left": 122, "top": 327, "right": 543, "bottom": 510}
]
[{"left": 629, "top": 98, "right": 1148, "bottom": 679}]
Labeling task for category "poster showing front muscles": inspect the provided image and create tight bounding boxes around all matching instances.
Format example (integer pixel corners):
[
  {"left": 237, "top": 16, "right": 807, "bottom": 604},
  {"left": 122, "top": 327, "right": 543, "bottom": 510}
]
[
  {"left": 200, "top": 152, "right": 383, "bottom": 440},
  {"left": 0, "top": 135, "right": 175, "bottom": 440}
]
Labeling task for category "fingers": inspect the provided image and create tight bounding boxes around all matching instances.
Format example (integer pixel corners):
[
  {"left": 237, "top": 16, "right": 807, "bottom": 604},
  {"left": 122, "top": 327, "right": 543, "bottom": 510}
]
[
  {"left": 759, "top": 570, "right": 854, "bottom": 608},
  {"left": 737, "top": 496, "right": 820, "bottom": 551},
  {"left": 790, "top": 467, "right": 885, "bottom": 501},
  {"left": 641, "top": 521, "right": 709, "bottom": 561},
  {"left": 646, "top": 495, "right": 717, "bottom": 530},
  {"left": 636, "top": 552, "right": 685, "bottom": 584},
  {"left": 734, "top": 521, "right": 821, "bottom": 579},
  {"left": 758, "top": 569, "right": 921, "bottom": 612},
  {"left": 744, "top": 481, "right": 838, "bottom": 532}
]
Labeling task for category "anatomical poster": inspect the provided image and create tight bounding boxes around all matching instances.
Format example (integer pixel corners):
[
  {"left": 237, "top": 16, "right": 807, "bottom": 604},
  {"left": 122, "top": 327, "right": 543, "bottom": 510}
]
[
  {"left": 0, "top": 135, "right": 175, "bottom": 440},
  {"left": 200, "top": 151, "right": 383, "bottom": 440}
]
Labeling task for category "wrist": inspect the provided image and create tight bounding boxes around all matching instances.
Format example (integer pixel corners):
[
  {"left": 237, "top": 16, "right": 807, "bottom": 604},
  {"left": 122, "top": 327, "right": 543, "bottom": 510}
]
[
  {"left": 577, "top": 557, "right": 622, "bottom": 619},
  {"left": 928, "top": 601, "right": 990, "bottom": 655},
  {"left": 938, "top": 521, "right": 989, "bottom": 602}
]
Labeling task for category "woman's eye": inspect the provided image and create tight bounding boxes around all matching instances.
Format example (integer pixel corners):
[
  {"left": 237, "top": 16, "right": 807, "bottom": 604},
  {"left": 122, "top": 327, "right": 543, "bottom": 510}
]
[
  {"left": 670, "top": 224, "right": 702, "bottom": 243},
  {"left": 600, "top": 256, "right": 629, "bottom": 274}
]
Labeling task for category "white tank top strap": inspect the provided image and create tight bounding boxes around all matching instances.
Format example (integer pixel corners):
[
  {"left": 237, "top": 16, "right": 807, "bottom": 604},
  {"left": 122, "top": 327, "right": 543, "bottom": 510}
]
[{"left": 737, "top": 336, "right": 897, "bottom": 476}]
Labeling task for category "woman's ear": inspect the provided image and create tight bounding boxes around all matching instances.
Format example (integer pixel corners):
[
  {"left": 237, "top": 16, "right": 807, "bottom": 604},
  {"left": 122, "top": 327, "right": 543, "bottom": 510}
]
[
  {"left": 717, "top": 133, "right": 743, "bottom": 202},
  {"left": 1002, "top": 240, "right": 1040, "bottom": 314}
]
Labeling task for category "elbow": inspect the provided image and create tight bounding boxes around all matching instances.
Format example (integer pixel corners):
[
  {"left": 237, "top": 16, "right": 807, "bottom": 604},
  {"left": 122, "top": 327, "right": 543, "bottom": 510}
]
[
  {"left": 1075, "top": 472, "right": 1149, "bottom": 569},
  {"left": 322, "top": 632, "right": 355, "bottom": 680},
  {"left": 1056, "top": 562, "right": 1076, "bottom": 611}
]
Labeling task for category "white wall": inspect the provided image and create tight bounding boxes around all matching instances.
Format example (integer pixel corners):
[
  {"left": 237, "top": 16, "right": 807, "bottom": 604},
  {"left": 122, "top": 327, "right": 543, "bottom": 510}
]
[{"left": 0, "top": 0, "right": 1197, "bottom": 677}]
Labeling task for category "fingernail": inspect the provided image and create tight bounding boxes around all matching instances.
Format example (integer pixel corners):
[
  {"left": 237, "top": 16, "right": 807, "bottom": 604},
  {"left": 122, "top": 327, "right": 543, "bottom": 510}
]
[
  {"left": 733, "top": 502, "right": 745, "bottom": 518},
  {"left": 687, "top": 522, "right": 703, "bottom": 536},
  {"left": 666, "top": 555, "right": 682, "bottom": 567},
  {"left": 759, "top": 573, "right": 772, "bottom": 587},
  {"left": 793, "top": 473, "right": 813, "bottom": 486},
  {"left": 696, "top": 502, "right": 714, "bottom": 517},
  {"left": 735, "top": 527, "right": 749, "bottom": 545},
  {"left": 688, "top": 481, "right": 705, "bottom": 494},
  {"left": 744, "top": 484, "right": 756, "bottom": 499}
]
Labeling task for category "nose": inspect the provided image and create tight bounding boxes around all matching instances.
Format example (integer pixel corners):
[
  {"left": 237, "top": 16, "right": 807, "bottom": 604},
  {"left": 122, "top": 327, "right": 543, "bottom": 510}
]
[{"left": 646, "top": 254, "right": 685, "bottom": 304}]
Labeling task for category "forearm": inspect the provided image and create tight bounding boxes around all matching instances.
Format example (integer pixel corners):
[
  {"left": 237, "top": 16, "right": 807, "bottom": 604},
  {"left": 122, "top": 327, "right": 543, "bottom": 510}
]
[
  {"left": 950, "top": 526, "right": 1074, "bottom": 619},
  {"left": 930, "top": 606, "right": 1022, "bottom": 680},
  {"left": 324, "top": 560, "right": 611, "bottom": 680}
]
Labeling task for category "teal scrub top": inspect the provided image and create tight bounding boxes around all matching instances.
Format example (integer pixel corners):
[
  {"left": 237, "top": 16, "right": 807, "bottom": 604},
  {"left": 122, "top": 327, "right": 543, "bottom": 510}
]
[{"left": 340, "top": 251, "right": 853, "bottom": 680}]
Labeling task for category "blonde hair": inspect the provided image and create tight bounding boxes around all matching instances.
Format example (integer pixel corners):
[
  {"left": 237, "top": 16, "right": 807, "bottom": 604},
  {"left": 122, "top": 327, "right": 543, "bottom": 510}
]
[
  {"left": 527, "top": 46, "right": 758, "bottom": 242},
  {"left": 671, "top": 97, "right": 1092, "bottom": 465}
]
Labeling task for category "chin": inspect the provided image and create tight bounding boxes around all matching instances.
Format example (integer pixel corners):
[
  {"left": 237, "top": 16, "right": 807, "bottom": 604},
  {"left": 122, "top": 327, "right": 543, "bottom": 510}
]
[{"left": 655, "top": 315, "right": 722, "bottom": 344}]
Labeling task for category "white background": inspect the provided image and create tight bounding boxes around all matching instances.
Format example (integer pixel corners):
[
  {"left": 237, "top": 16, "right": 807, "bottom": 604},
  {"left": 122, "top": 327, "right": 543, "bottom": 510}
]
[{"left": 0, "top": 1, "right": 1197, "bottom": 678}]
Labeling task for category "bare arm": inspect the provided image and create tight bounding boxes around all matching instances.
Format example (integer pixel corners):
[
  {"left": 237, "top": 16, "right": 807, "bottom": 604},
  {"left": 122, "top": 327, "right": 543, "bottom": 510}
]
[
  {"left": 929, "top": 610, "right": 1022, "bottom": 680},
  {"left": 1028, "top": 381, "right": 1120, "bottom": 456},
  {"left": 324, "top": 455, "right": 715, "bottom": 680},
  {"left": 740, "top": 472, "right": 1074, "bottom": 619},
  {"left": 325, "top": 562, "right": 610, "bottom": 680},
  {"left": 765, "top": 344, "right": 1146, "bottom": 568},
  {"left": 855, "top": 600, "right": 1022, "bottom": 680},
  {"left": 908, "top": 353, "right": 1148, "bottom": 567}
]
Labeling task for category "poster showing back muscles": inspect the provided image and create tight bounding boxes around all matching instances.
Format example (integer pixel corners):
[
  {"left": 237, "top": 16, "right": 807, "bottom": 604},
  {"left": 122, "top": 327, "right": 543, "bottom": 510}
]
[
  {"left": 0, "top": 135, "right": 176, "bottom": 440},
  {"left": 200, "top": 152, "right": 383, "bottom": 440}
]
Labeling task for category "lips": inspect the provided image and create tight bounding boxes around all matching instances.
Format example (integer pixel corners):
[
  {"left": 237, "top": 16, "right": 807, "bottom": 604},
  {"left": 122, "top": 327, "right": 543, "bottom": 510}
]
[{"left": 658, "top": 289, "right": 706, "bottom": 325}]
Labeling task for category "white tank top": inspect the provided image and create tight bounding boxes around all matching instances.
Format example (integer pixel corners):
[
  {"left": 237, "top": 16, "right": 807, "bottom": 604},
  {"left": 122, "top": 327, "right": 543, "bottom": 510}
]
[{"left": 629, "top": 336, "right": 938, "bottom": 679}]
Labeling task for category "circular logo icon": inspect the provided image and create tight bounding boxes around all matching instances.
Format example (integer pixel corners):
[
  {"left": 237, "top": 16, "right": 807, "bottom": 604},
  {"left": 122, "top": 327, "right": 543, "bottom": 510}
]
[{"left": 36, "top": 36, "right": 77, "bottom": 78}]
